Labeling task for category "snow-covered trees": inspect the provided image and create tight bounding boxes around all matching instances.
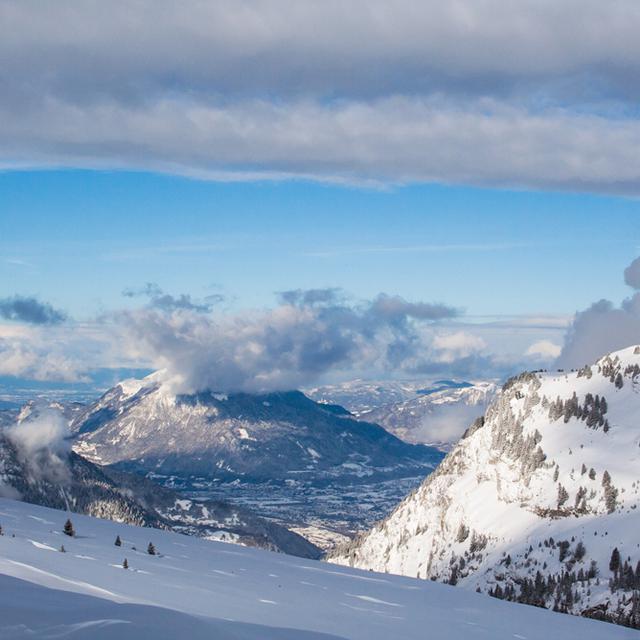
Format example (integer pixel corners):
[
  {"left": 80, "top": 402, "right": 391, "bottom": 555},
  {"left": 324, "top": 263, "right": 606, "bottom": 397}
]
[{"left": 602, "top": 471, "right": 618, "bottom": 514}]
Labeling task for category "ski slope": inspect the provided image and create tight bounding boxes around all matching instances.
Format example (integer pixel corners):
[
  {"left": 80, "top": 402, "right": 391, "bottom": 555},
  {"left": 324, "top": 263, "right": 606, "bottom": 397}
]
[{"left": 0, "top": 498, "right": 632, "bottom": 639}]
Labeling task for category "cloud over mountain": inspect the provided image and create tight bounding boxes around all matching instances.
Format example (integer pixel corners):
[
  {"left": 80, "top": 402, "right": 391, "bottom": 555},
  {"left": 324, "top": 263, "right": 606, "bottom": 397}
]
[
  {"left": 557, "top": 257, "right": 640, "bottom": 368},
  {"left": 116, "top": 292, "right": 465, "bottom": 393}
]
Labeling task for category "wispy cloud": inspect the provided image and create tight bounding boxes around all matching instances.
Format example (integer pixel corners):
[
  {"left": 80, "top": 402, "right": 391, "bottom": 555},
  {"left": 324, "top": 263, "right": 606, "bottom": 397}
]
[{"left": 3, "top": 257, "right": 34, "bottom": 268}]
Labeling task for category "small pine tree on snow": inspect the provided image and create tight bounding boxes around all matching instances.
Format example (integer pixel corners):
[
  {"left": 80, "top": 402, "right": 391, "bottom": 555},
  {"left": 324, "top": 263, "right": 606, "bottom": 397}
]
[
  {"left": 59, "top": 545, "right": 66, "bottom": 553},
  {"left": 610, "top": 547, "right": 621, "bottom": 575},
  {"left": 0, "top": 524, "right": 3, "bottom": 535},
  {"left": 123, "top": 558, "right": 129, "bottom": 569},
  {"left": 115, "top": 535, "right": 122, "bottom": 547},
  {"left": 63, "top": 519, "right": 75, "bottom": 537},
  {"left": 147, "top": 542, "right": 156, "bottom": 555}
]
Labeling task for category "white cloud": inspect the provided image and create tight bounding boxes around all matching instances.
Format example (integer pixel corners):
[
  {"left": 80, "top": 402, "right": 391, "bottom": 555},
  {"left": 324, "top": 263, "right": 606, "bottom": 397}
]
[
  {"left": 0, "top": 322, "right": 102, "bottom": 382},
  {"left": 7, "top": 411, "right": 71, "bottom": 484},
  {"left": 432, "top": 332, "right": 487, "bottom": 363},
  {"left": 525, "top": 340, "right": 562, "bottom": 360}
]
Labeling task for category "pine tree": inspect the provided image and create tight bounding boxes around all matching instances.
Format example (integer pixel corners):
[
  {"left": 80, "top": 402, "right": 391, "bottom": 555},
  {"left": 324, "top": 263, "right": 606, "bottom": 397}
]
[
  {"left": 557, "top": 484, "right": 569, "bottom": 508},
  {"left": 63, "top": 519, "right": 75, "bottom": 537},
  {"left": 123, "top": 558, "right": 129, "bottom": 569},
  {"left": 610, "top": 547, "right": 621, "bottom": 575},
  {"left": 147, "top": 542, "right": 156, "bottom": 556},
  {"left": 115, "top": 535, "right": 122, "bottom": 547},
  {"left": 59, "top": 545, "right": 66, "bottom": 553}
]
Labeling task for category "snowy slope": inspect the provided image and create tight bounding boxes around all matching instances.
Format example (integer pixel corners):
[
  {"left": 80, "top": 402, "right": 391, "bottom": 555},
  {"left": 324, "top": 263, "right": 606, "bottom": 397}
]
[
  {"left": 0, "top": 498, "right": 632, "bottom": 640},
  {"left": 359, "top": 381, "right": 498, "bottom": 449},
  {"left": 331, "top": 346, "right": 640, "bottom": 627}
]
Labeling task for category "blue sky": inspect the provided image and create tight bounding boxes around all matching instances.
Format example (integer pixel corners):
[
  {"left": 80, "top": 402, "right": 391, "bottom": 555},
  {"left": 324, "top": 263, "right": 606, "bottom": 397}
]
[{"left": 2, "top": 169, "right": 638, "bottom": 320}]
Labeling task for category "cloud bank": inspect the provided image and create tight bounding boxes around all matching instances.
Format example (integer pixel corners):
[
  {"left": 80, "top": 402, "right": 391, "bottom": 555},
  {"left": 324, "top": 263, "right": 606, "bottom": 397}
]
[{"left": 3, "top": 1, "right": 640, "bottom": 192}]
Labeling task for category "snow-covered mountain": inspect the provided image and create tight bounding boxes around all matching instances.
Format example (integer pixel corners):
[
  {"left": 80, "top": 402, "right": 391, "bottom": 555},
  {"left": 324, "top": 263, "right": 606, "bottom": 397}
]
[
  {"left": 330, "top": 346, "right": 640, "bottom": 628},
  {"left": 359, "top": 381, "right": 498, "bottom": 449},
  {"left": 70, "top": 377, "right": 442, "bottom": 483},
  {"left": 16, "top": 398, "right": 86, "bottom": 425},
  {"left": 0, "top": 428, "right": 319, "bottom": 558},
  {"left": 0, "top": 498, "right": 630, "bottom": 640},
  {"left": 306, "top": 379, "right": 437, "bottom": 414}
]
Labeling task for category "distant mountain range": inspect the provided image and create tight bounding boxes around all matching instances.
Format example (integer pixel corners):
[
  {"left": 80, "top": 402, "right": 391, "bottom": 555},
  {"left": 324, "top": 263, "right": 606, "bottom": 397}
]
[
  {"left": 307, "top": 378, "right": 498, "bottom": 449},
  {"left": 330, "top": 346, "right": 640, "bottom": 627}
]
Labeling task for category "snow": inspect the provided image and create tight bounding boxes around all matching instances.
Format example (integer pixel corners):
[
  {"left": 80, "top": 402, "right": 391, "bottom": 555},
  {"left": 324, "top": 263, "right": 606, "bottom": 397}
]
[{"left": 0, "top": 498, "right": 629, "bottom": 639}]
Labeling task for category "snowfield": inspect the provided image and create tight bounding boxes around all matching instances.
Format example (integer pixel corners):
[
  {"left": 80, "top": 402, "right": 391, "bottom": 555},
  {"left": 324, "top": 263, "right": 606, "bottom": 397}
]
[{"left": 0, "top": 498, "right": 632, "bottom": 639}]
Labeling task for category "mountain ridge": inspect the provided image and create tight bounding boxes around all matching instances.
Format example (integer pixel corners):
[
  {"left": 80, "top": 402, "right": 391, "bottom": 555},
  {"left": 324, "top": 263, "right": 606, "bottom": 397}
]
[{"left": 330, "top": 346, "right": 640, "bottom": 628}]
